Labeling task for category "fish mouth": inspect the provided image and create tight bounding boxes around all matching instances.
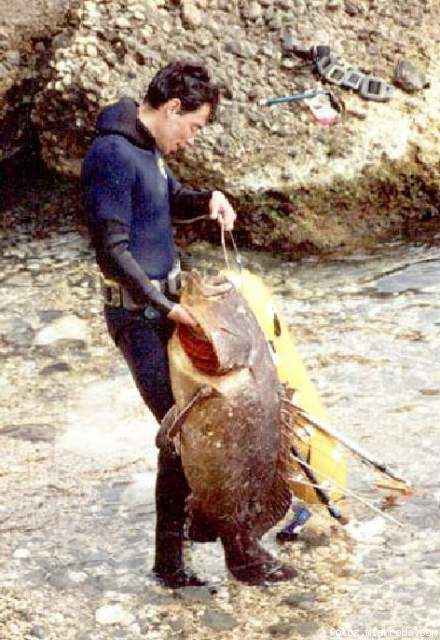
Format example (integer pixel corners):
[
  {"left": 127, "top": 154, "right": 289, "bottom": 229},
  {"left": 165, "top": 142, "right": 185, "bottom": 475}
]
[
  {"left": 178, "top": 272, "right": 235, "bottom": 375},
  {"left": 198, "top": 277, "right": 233, "bottom": 298},
  {"left": 186, "top": 271, "right": 233, "bottom": 298},
  {"left": 178, "top": 324, "right": 220, "bottom": 375}
]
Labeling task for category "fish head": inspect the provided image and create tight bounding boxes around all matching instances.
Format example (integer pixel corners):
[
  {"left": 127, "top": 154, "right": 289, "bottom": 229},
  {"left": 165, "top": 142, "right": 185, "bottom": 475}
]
[{"left": 177, "top": 271, "right": 254, "bottom": 375}]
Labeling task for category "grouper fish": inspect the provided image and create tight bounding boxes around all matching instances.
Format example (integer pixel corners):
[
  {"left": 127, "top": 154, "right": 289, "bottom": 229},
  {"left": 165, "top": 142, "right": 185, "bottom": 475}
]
[{"left": 158, "top": 271, "right": 297, "bottom": 585}]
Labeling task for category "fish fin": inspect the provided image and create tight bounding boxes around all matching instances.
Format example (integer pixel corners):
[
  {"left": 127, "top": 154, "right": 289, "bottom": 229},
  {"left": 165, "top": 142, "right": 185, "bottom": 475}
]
[
  {"left": 156, "top": 405, "right": 178, "bottom": 450},
  {"left": 254, "top": 392, "right": 297, "bottom": 538},
  {"left": 156, "top": 385, "right": 216, "bottom": 450}
]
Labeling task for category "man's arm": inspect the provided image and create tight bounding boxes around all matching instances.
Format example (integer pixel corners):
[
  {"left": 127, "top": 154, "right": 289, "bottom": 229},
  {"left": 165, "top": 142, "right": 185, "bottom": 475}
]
[
  {"left": 102, "top": 221, "right": 198, "bottom": 327},
  {"left": 99, "top": 220, "right": 175, "bottom": 314},
  {"left": 83, "top": 140, "right": 175, "bottom": 314},
  {"left": 168, "top": 169, "right": 212, "bottom": 220},
  {"left": 168, "top": 169, "right": 236, "bottom": 230}
]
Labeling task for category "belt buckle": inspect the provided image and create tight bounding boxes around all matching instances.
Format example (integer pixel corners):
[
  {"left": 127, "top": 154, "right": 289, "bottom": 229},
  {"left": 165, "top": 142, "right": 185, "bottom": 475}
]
[
  {"left": 109, "top": 286, "right": 122, "bottom": 307},
  {"left": 101, "top": 276, "right": 122, "bottom": 307},
  {"left": 167, "top": 272, "right": 181, "bottom": 296},
  {"left": 167, "top": 259, "right": 182, "bottom": 296}
]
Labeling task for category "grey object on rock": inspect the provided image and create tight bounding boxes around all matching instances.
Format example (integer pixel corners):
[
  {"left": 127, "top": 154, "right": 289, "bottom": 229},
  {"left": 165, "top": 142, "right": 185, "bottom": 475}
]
[{"left": 393, "top": 60, "right": 429, "bottom": 93}]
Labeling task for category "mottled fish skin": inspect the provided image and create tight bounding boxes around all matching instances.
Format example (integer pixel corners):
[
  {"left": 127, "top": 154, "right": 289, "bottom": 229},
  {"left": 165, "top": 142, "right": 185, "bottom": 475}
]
[{"left": 167, "top": 271, "right": 292, "bottom": 542}]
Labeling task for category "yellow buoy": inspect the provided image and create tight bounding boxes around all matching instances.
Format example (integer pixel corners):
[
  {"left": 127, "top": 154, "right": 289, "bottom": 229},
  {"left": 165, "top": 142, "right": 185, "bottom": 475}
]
[{"left": 226, "top": 269, "right": 347, "bottom": 503}]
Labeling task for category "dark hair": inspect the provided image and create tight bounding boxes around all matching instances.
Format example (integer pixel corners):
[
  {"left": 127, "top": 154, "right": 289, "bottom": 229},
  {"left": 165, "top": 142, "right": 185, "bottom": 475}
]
[{"left": 144, "top": 61, "right": 220, "bottom": 122}]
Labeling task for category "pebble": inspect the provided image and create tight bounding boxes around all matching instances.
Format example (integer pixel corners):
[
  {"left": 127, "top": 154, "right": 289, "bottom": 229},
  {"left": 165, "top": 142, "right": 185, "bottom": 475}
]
[
  {"left": 39, "top": 362, "right": 72, "bottom": 375},
  {"left": 46, "top": 569, "right": 70, "bottom": 591},
  {"left": 179, "top": 585, "right": 218, "bottom": 604},
  {"left": 246, "top": 1, "right": 262, "bottom": 20},
  {"left": 68, "top": 570, "right": 88, "bottom": 583},
  {"left": 34, "top": 315, "right": 90, "bottom": 346},
  {"left": 344, "top": 1, "right": 361, "bottom": 15},
  {"left": 1, "top": 424, "right": 56, "bottom": 443},
  {"left": 268, "top": 622, "right": 297, "bottom": 636},
  {"left": 181, "top": 1, "right": 202, "bottom": 28},
  {"left": 115, "top": 16, "right": 131, "bottom": 28},
  {"left": 200, "top": 608, "right": 239, "bottom": 631},
  {"left": 95, "top": 604, "right": 135, "bottom": 626},
  {"left": 393, "top": 60, "right": 429, "bottom": 93},
  {"left": 296, "top": 620, "right": 322, "bottom": 636},
  {"left": 0, "top": 318, "right": 35, "bottom": 348},
  {"left": 282, "top": 593, "right": 316, "bottom": 610}
]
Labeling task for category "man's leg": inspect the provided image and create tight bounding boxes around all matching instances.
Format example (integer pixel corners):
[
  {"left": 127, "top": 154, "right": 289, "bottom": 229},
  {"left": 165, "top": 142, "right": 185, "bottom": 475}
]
[
  {"left": 114, "top": 314, "right": 175, "bottom": 421},
  {"left": 154, "top": 445, "right": 205, "bottom": 586},
  {"left": 106, "top": 311, "right": 204, "bottom": 586}
]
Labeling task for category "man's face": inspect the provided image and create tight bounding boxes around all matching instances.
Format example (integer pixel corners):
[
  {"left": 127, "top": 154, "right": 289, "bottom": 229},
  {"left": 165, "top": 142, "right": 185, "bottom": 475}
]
[{"left": 158, "top": 101, "right": 211, "bottom": 155}]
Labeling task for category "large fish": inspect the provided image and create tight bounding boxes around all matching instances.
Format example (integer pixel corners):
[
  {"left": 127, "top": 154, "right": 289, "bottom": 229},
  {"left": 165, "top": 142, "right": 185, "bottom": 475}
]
[{"left": 158, "top": 272, "right": 297, "bottom": 585}]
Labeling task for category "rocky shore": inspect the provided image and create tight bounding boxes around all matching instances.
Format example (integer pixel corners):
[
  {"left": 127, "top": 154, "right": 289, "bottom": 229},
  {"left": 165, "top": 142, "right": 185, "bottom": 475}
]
[
  {"left": 1, "top": 0, "right": 440, "bottom": 253},
  {"left": 1, "top": 200, "right": 440, "bottom": 637}
]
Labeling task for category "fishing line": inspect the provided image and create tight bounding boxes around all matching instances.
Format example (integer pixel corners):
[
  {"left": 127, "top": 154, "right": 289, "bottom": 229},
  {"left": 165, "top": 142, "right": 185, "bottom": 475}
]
[
  {"left": 220, "top": 224, "right": 230, "bottom": 271},
  {"left": 173, "top": 214, "right": 211, "bottom": 224},
  {"left": 281, "top": 406, "right": 349, "bottom": 471},
  {"left": 289, "top": 454, "right": 413, "bottom": 531},
  {"left": 283, "top": 398, "right": 408, "bottom": 485}
]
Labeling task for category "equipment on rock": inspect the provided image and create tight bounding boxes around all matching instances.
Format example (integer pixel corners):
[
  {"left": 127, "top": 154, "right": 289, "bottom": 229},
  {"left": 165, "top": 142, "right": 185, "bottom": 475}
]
[
  {"left": 358, "top": 76, "right": 394, "bottom": 102},
  {"left": 258, "top": 89, "right": 343, "bottom": 126},
  {"left": 276, "top": 504, "right": 312, "bottom": 542},
  {"left": 286, "top": 403, "right": 410, "bottom": 488},
  {"left": 283, "top": 40, "right": 394, "bottom": 102}
]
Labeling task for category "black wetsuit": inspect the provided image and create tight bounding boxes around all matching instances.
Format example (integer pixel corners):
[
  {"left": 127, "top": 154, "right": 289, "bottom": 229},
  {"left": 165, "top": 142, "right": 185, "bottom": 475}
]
[
  {"left": 81, "top": 98, "right": 212, "bottom": 586},
  {"left": 82, "top": 97, "right": 211, "bottom": 419}
]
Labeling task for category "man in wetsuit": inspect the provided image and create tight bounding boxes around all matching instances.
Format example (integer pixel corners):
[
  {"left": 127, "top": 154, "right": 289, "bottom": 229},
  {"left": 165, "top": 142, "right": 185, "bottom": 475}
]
[{"left": 82, "top": 61, "right": 236, "bottom": 587}]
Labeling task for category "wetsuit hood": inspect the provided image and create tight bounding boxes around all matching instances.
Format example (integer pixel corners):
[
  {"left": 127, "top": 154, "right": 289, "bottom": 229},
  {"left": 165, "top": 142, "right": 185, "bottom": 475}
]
[{"left": 96, "top": 97, "right": 155, "bottom": 150}]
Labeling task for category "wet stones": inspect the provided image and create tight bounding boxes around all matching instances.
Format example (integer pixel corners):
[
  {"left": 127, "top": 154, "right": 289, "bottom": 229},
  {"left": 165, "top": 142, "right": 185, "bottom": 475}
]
[
  {"left": 0, "top": 316, "right": 35, "bottom": 348},
  {"left": 29, "top": 626, "right": 47, "bottom": 639},
  {"left": 200, "top": 608, "right": 239, "bottom": 632},
  {"left": 0, "top": 423, "right": 57, "bottom": 443},
  {"left": 282, "top": 592, "right": 316, "bottom": 610},
  {"left": 34, "top": 315, "right": 90, "bottom": 347},
  {"left": 268, "top": 621, "right": 297, "bottom": 636},
  {"left": 95, "top": 604, "right": 135, "bottom": 626}
]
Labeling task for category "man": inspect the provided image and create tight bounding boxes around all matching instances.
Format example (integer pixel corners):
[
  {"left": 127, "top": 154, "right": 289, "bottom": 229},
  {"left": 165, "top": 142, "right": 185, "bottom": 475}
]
[{"left": 82, "top": 61, "right": 236, "bottom": 587}]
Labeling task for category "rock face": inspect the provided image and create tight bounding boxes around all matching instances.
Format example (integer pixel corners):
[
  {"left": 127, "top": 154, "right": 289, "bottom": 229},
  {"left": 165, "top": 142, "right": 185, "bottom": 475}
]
[
  {"left": 2, "top": 0, "right": 440, "bottom": 252},
  {"left": 0, "top": 0, "right": 73, "bottom": 159}
]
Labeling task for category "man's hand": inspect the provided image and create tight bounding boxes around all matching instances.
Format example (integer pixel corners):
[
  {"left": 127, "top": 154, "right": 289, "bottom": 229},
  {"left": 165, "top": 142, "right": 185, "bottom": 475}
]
[
  {"left": 167, "top": 304, "right": 199, "bottom": 329},
  {"left": 209, "top": 190, "right": 236, "bottom": 231}
]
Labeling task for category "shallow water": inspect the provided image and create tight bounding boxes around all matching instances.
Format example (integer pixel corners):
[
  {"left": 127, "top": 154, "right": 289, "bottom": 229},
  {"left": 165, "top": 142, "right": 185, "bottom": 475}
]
[
  {"left": 190, "top": 238, "right": 440, "bottom": 631},
  {"left": 1, "top": 228, "right": 440, "bottom": 638}
]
